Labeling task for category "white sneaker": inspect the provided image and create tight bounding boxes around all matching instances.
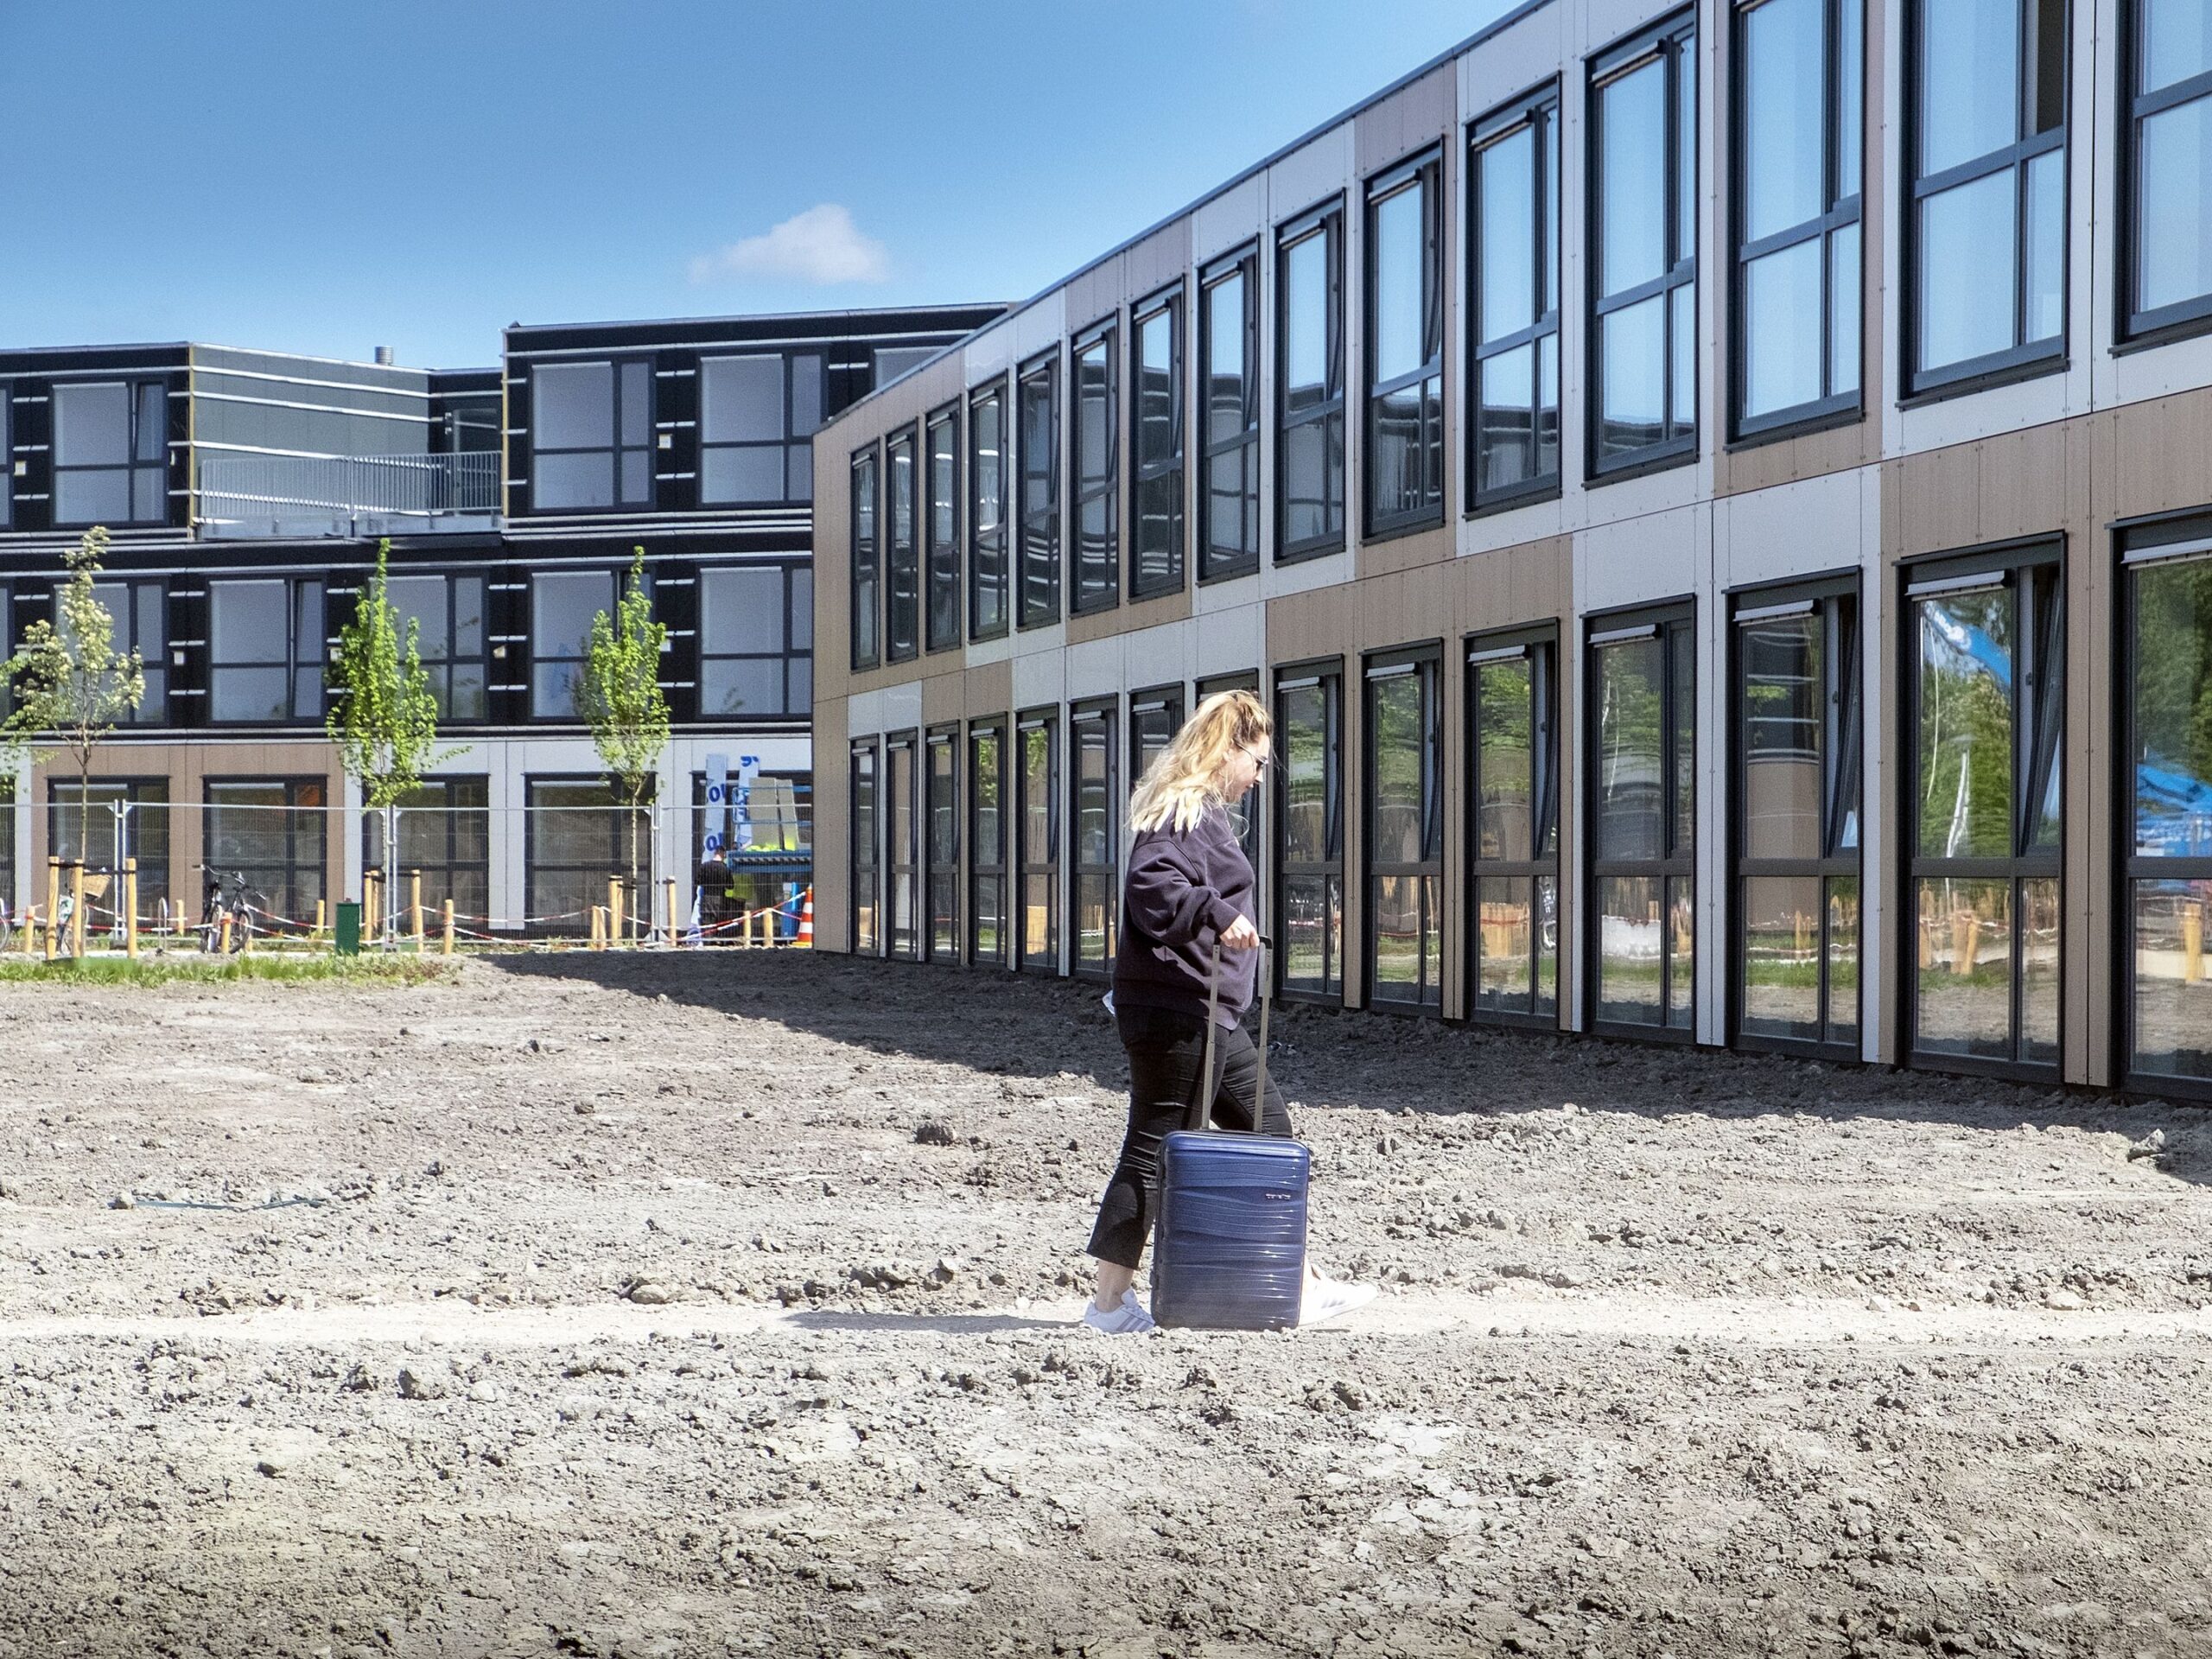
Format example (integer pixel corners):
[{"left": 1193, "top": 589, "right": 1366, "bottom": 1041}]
[
  {"left": 1300, "top": 1274, "right": 1378, "bottom": 1327},
  {"left": 1080, "top": 1288, "right": 1157, "bottom": 1334}
]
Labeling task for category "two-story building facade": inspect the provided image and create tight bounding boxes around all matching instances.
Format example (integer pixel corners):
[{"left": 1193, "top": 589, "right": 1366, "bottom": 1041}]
[
  {"left": 815, "top": 0, "right": 2212, "bottom": 1103},
  {"left": 0, "top": 303, "right": 1003, "bottom": 936}
]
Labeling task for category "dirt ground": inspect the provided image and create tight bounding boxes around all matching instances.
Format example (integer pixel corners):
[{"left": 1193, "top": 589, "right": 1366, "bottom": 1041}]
[{"left": 3, "top": 951, "right": 2212, "bottom": 1658}]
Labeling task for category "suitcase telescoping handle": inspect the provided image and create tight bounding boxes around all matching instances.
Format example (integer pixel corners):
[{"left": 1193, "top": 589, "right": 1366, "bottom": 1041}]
[{"left": 1185, "top": 933, "right": 1274, "bottom": 1135}]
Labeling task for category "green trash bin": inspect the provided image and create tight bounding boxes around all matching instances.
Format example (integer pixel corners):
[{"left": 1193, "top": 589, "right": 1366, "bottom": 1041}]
[{"left": 334, "top": 900, "right": 363, "bottom": 957}]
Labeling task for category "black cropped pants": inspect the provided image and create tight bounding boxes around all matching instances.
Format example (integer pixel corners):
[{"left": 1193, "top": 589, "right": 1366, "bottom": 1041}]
[{"left": 1085, "top": 1004, "right": 1292, "bottom": 1270}]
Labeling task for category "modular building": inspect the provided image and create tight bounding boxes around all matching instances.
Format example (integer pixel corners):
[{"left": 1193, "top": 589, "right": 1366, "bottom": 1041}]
[
  {"left": 0, "top": 304, "right": 1005, "bottom": 938},
  {"left": 812, "top": 0, "right": 2212, "bottom": 1099}
]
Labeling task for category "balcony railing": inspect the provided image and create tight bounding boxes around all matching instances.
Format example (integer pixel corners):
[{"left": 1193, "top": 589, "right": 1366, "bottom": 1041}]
[{"left": 197, "top": 451, "right": 501, "bottom": 538}]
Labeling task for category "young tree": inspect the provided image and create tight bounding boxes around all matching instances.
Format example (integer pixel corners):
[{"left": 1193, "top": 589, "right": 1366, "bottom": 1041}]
[
  {"left": 577, "top": 549, "right": 670, "bottom": 944},
  {"left": 327, "top": 539, "right": 466, "bottom": 945},
  {"left": 2, "top": 527, "right": 146, "bottom": 875}
]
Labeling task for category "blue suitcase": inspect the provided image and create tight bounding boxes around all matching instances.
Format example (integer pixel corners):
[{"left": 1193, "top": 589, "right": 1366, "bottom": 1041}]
[{"left": 1152, "top": 943, "right": 1309, "bottom": 1331}]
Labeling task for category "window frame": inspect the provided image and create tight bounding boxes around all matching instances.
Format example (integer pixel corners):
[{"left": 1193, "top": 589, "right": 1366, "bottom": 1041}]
[
  {"left": 1071, "top": 318, "right": 1121, "bottom": 617},
  {"left": 380, "top": 569, "right": 487, "bottom": 725},
  {"left": 968, "top": 718, "right": 1009, "bottom": 968},
  {"left": 1586, "top": 601, "right": 1700, "bottom": 1040},
  {"left": 527, "top": 565, "right": 622, "bottom": 722},
  {"left": 1275, "top": 198, "right": 1348, "bottom": 564},
  {"left": 697, "top": 561, "right": 810, "bottom": 721},
  {"left": 1363, "top": 646, "right": 1446, "bottom": 1014},
  {"left": 1899, "top": 538, "right": 2065, "bottom": 1077},
  {"left": 1015, "top": 709, "right": 1061, "bottom": 973},
  {"left": 82, "top": 575, "right": 168, "bottom": 727},
  {"left": 1466, "top": 85, "right": 1564, "bottom": 514},
  {"left": 1128, "top": 283, "right": 1187, "bottom": 601},
  {"left": 849, "top": 443, "right": 881, "bottom": 671},
  {"left": 850, "top": 739, "right": 881, "bottom": 955},
  {"left": 1465, "top": 625, "right": 1561, "bottom": 1028},
  {"left": 1899, "top": 0, "right": 2070, "bottom": 397},
  {"left": 969, "top": 377, "right": 1011, "bottom": 641},
  {"left": 885, "top": 424, "right": 920, "bottom": 664},
  {"left": 0, "top": 385, "right": 14, "bottom": 529},
  {"left": 362, "top": 775, "right": 492, "bottom": 930},
  {"left": 924, "top": 401, "right": 963, "bottom": 653},
  {"left": 203, "top": 776, "right": 329, "bottom": 933},
  {"left": 1587, "top": 13, "right": 1701, "bottom": 480},
  {"left": 2116, "top": 0, "right": 2212, "bottom": 346},
  {"left": 1729, "top": 0, "right": 1867, "bottom": 439},
  {"left": 885, "top": 729, "right": 921, "bottom": 962},
  {"left": 1129, "top": 683, "right": 1185, "bottom": 782},
  {"left": 207, "top": 575, "right": 323, "bottom": 727},
  {"left": 528, "top": 358, "right": 654, "bottom": 513},
  {"left": 1363, "top": 149, "right": 1448, "bottom": 537},
  {"left": 925, "top": 724, "right": 960, "bottom": 963},
  {"left": 1274, "top": 658, "right": 1345, "bottom": 1006},
  {"left": 1069, "top": 698, "right": 1120, "bottom": 980},
  {"left": 51, "top": 378, "right": 168, "bottom": 529},
  {"left": 697, "top": 350, "right": 823, "bottom": 507},
  {"left": 1198, "top": 245, "right": 1261, "bottom": 582},
  {"left": 1016, "top": 351, "right": 1062, "bottom": 628},
  {"left": 1727, "top": 573, "right": 1865, "bottom": 1058}
]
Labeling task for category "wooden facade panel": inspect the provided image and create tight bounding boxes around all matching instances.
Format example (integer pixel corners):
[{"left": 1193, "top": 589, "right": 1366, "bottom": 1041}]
[
  {"left": 1889, "top": 444, "right": 1980, "bottom": 558},
  {"left": 1362, "top": 524, "right": 1454, "bottom": 579},
  {"left": 1352, "top": 63, "right": 1454, "bottom": 174},
  {"left": 963, "top": 660, "right": 1013, "bottom": 721},
  {"left": 2107, "top": 390, "right": 2212, "bottom": 518},
  {"left": 1070, "top": 588, "right": 1191, "bottom": 645},
  {"left": 814, "top": 697, "right": 850, "bottom": 953}
]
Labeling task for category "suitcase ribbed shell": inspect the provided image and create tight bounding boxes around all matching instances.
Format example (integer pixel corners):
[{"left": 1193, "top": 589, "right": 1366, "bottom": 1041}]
[{"left": 1150, "top": 1129, "right": 1310, "bottom": 1330}]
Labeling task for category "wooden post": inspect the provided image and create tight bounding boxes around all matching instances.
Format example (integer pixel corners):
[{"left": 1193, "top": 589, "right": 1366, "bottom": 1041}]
[
  {"left": 608, "top": 877, "right": 624, "bottom": 949},
  {"left": 68, "top": 862, "right": 85, "bottom": 959},
  {"left": 124, "top": 858, "right": 139, "bottom": 960},
  {"left": 664, "top": 877, "right": 677, "bottom": 948},
  {"left": 314, "top": 898, "right": 327, "bottom": 940},
  {"left": 43, "top": 859, "right": 59, "bottom": 963},
  {"left": 364, "top": 870, "right": 378, "bottom": 940},
  {"left": 219, "top": 913, "right": 232, "bottom": 955},
  {"left": 2185, "top": 901, "right": 2204, "bottom": 987},
  {"left": 410, "top": 871, "right": 425, "bottom": 952},
  {"left": 442, "top": 898, "right": 454, "bottom": 957},
  {"left": 590, "top": 906, "right": 605, "bottom": 950}
]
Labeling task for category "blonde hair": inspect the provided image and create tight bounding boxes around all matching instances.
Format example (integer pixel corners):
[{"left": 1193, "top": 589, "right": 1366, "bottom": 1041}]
[{"left": 1128, "top": 689, "right": 1272, "bottom": 835}]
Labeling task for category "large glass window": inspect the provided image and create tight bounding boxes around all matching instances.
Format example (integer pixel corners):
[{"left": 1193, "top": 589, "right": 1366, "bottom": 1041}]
[
  {"left": 1907, "top": 0, "right": 2067, "bottom": 391},
  {"left": 1735, "top": 0, "right": 1864, "bottom": 432},
  {"left": 1017, "top": 712, "right": 1059, "bottom": 971},
  {"left": 1366, "top": 654, "right": 1442, "bottom": 1011},
  {"left": 1591, "top": 611, "right": 1697, "bottom": 1033},
  {"left": 1017, "top": 354, "right": 1061, "bottom": 626},
  {"left": 850, "top": 446, "right": 880, "bottom": 671},
  {"left": 969, "top": 721, "right": 1007, "bottom": 966},
  {"left": 1366, "top": 154, "right": 1446, "bottom": 533},
  {"left": 886, "top": 427, "right": 918, "bottom": 664},
  {"left": 2125, "top": 525, "right": 2212, "bottom": 1087},
  {"left": 383, "top": 573, "right": 486, "bottom": 721},
  {"left": 0, "top": 391, "right": 12, "bottom": 528},
  {"left": 1130, "top": 685, "right": 1185, "bottom": 782},
  {"left": 1468, "top": 632, "right": 1559, "bottom": 1023},
  {"left": 48, "top": 779, "right": 169, "bottom": 923},
  {"left": 531, "top": 360, "right": 652, "bottom": 512},
  {"left": 76, "top": 578, "right": 166, "bottom": 726},
  {"left": 365, "top": 777, "right": 491, "bottom": 928},
  {"left": 850, "top": 741, "right": 880, "bottom": 954},
  {"left": 2122, "top": 0, "right": 2212, "bottom": 340},
  {"left": 1071, "top": 324, "right": 1119, "bottom": 614},
  {"left": 925, "top": 404, "right": 961, "bottom": 652},
  {"left": 1200, "top": 250, "right": 1260, "bottom": 580},
  {"left": 887, "top": 733, "right": 918, "bottom": 961},
  {"left": 925, "top": 728, "right": 959, "bottom": 962},
  {"left": 700, "top": 352, "right": 821, "bottom": 505},
  {"left": 1908, "top": 550, "right": 2063, "bottom": 1069},
  {"left": 699, "top": 563, "right": 810, "bottom": 718},
  {"left": 1131, "top": 289, "right": 1185, "bottom": 598},
  {"left": 1276, "top": 665, "right": 1344, "bottom": 1001},
  {"left": 1591, "top": 16, "right": 1699, "bottom": 473},
  {"left": 969, "top": 380, "right": 1009, "bottom": 639},
  {"left": 1071, "top": 704, "right": 1118, "bottom": 979},
  {"left": 53, "top": 380, "right": 166, "bottom": 527},
  {"left": 1469, "top": 90, "right": 1562, "bottom": 508},
  {"left": 525, "top": 778, "right": 650, "bottom": 935},
  {"left": 1278, "top": 204, "right": 1346, "bottom": 560},
  {"left": 1733, "top": 586, "right": 1861, "bottom": 1052},
  {"left": 205, "top": 779, "right": 327, "bottom": 932},
  {"left": 530, "top": 568, "right": 617, "bottom": 719},
  {"left": 209, "top": 577, "right": 322, "bottom": 724}
]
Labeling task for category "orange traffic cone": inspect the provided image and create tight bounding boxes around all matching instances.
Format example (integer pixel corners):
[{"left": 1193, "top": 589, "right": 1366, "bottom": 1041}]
[{"left": 797, "top": 887, "right": 814, "bottom": 949}]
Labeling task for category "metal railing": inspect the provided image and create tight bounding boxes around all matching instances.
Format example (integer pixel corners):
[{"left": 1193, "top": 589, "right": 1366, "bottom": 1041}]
[{"left": 197, "top": 452, "right": 501, "bottom": 538}]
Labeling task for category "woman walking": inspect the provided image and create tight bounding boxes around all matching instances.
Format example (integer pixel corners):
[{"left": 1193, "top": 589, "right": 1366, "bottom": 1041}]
[{"left": 1083, "top": 689, "right": 1376, "bottom": 1334}]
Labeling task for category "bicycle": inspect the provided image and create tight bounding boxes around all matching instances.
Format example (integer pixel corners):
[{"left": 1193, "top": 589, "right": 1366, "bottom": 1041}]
[{"left": 198, "top": 866, "right": 257, "bottom": 955}]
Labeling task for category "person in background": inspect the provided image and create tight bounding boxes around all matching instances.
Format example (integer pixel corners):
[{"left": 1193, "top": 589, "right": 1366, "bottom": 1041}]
[{"left": 1082, "top": 688, "right": 1376, "bottom": 1334}]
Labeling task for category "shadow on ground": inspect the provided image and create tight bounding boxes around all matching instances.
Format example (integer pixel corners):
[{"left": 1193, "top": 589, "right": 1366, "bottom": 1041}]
[{"left": 480, "top": 950, "right": 2212, "bottom": 1179}]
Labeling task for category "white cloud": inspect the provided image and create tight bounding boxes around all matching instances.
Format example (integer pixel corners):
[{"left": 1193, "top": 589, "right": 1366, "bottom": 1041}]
[{"left": 689, "top": 204, "right": 890, "bottom": 287}]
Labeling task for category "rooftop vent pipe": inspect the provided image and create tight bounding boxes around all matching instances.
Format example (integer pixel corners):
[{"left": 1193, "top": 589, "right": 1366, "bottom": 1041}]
[{"left": 373, "top": 346, "right": 394, "bottom": 365}]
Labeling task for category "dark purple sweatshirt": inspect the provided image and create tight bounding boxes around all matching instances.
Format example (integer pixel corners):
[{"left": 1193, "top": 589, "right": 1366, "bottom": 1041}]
[{"left": 1114, "top": 803, "right": 1256, "bottom": 1025}]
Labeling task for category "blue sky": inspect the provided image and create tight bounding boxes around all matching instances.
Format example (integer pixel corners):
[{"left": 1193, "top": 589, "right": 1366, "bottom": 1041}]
[{"left": 0, "top": 2, "right": 1508, "bottom": 368}]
